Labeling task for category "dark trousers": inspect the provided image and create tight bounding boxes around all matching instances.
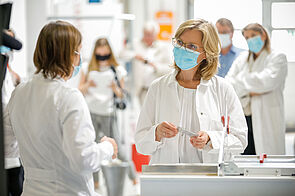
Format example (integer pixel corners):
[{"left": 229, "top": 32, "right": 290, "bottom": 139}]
[
  {"left": 7, "top": 165, "right": 24, "bottom": 196},
  {"left": 242, "top": 115, "right": 256, "bottom": 155}
]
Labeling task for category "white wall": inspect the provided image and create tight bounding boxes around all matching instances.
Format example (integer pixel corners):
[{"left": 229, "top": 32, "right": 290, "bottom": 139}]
[{"left": 26, "top": 0, "right": 47, "bottom": 76}]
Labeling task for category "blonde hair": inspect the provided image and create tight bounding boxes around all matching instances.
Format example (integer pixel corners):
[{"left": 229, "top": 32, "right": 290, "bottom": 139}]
[
  {"left": 242, "top": 23, "right": 271, "bottom": 62},
  {"left": 88, "top": 38, "right": 118, "bottom": 73},
  {"left": 174, "top": 19, "right": 220, "bottom": 80}
]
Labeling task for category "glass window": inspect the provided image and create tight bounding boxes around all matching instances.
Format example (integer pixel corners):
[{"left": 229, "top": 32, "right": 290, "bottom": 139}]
[
  {"left": 272, "top": 3, "right": 295, "bottom": 28},
  {"left": 194, "top": 0, "right": 262, "bottom": 29},
  {"left": 232, "top": 30, "right": 248, "bottom": 50},
  {"left": 272, "top": 30, "right": 295, "bottom": 62},
  {"left": 46, "top": 0, "right": 124, "bottom": 60}
]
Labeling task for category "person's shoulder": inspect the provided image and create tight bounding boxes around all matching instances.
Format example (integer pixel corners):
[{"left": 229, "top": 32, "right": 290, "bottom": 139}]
[
  {"left": 232, "top": 45, "right": 245, "bottom": 53},
  {"left": 60, "top": 83, "right": 83, "bottom": 99},
  {"left": 268, "top": 49, "right": 287, "bottom": 60},
  {"left": 231, "top": 45, "right": 247, "bottom": 56},
  {"left": 233, "top": 49, "right": 249, "bottom": 62},
  {"left": 147, "top": 70, "right": 175, "bottom": 96},
  {"left": 150, "top": 70, "right": 175, "bottom": 86}
]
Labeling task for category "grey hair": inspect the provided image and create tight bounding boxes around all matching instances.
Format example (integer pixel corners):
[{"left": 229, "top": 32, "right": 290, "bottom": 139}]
[{"left": 143, "top": 21, "right": 160, "bottom": 34}]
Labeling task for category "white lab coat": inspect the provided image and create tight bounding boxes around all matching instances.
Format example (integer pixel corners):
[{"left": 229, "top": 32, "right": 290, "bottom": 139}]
[
  {"left": 135, "top": 70, "right": 247, "bottom": 164},
  {"left": 4, "top": 73, "right": 114, "bottom": 196},
  {"left": 226, "top": 50, "right": 288, "bottom": 155}
]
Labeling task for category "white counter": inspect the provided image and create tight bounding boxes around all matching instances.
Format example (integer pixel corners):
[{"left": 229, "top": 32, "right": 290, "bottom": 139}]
[{"left": 140, "top": 174, "right": 295, "bottom": 196}]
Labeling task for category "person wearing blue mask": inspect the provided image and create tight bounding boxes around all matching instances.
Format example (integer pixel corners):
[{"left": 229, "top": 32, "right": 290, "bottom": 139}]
[
  {"left": 216, "top": 18, "right": 244, "bottom": 78},
  {"left": 4, "top": 21, "right": 118, "bottom": 196},
  {"left": 226, "top": 23, "right": 288, "bottom": 155},
  {"left": 135, "top": 19, "right": 247, "bottom": 164}
]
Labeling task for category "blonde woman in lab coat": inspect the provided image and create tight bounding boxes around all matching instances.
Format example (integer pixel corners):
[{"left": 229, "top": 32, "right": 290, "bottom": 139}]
[
  {"left": 4, "top": 21, "right": 118, "bottom": 196},
  {"left": 135, "top": 19, "right": 248, "bottom": 164},
  {"left": 226, "top": 23, "right": 288, "bottom": 155}
]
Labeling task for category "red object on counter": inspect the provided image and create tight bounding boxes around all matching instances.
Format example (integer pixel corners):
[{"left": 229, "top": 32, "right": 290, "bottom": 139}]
[
  {"left": 259, "top": 153, "right": 267, "bottom": 163},
  {"left": 132, "top": 144, "right": 150, "bottom": 172}
]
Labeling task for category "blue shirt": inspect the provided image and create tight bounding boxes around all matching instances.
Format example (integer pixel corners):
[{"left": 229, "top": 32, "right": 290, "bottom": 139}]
[{"left": 217, "top": 45, "right": 244, "bottom": 78}]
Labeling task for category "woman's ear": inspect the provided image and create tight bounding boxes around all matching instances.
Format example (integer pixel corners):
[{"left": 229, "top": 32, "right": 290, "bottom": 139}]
[{"left": 198, "top": 52, "right": 206, "bottom": 63}]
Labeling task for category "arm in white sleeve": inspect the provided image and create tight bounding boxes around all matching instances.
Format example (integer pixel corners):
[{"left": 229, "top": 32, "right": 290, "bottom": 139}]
[
  {"left": 206, "top": 83, "right": 248, "bottom": 152},
  {"left": 135, "top": 82, "right": 163, "bottom": 155},
  {"left": 4, "top": 103, "right": 19, "bottom": 159},
  {"left": 118, "top": 43, "right": 136, "bottom": 61},
  {"left": 225, "top": 52, "right": 249, "bottom": 98},
  {"left": 60, "top": 90, "right": 114, "bottom": 174},
  {"left": 233, "top": 52, "right": 287, "bottom": 94}
]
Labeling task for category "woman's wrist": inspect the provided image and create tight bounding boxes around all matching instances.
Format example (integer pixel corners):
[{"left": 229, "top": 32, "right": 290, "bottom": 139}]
[
  {"left": 114, "top": 87, "right": 123, "bottom": 98},
  {"left": 155, "top": 126, "right": 162, "bottom": 142}
]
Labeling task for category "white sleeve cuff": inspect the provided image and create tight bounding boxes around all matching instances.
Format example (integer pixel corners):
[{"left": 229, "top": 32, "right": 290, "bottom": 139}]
[
  {"left": 99, "top": 141, "right": 114, "bottom": 161},
  {"left": 153, "top": 124, "right": 164, "bottom": 148}
]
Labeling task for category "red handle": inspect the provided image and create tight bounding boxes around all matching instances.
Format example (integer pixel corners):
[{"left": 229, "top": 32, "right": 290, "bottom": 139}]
[{"left": 259, "top": 153, "right": 267, "bottom": 163}]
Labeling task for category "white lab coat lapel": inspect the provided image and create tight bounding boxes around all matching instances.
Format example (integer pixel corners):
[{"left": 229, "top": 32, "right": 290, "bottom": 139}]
[
  {"left": 249, "top": 51, "right": 267, "bottom": 154},
  {"left": 250, "top": 50, "right": 268, "bottom": 72}
]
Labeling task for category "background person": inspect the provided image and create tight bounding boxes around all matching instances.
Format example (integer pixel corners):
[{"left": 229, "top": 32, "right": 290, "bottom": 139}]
[
  {"left": 120, "top": 21, "right": 172, "bottom": 105},
  {"left": 135, "top": 19, "right": 247, "bottom": 164},
  {"left": 226, "top": 23, "right": 288, "bottom": 155},
  {"left": 79, "top": 38, "right": 137, "bottom": 188},
  {"left": 1, "top": 29, "right": 23, "bottom": 196},
  {"left": 216, "top": 18, "right": 244, "bottom": 78},
  {"left": 4, "top": 21, "right": 117, "bottom": 196}
]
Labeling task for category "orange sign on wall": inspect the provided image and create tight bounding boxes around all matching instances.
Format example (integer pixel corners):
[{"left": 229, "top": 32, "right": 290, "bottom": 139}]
[{"left": 155, "top": 11, "right": 173, "bottom": 41}]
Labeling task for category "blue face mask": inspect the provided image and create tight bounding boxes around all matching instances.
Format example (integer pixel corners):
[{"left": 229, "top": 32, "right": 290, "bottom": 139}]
[
  {"left": 0, "top": 45, "right": 11, "bottom": 54},
  {"left": 71, "top": 56, "right": 82, "bottom": 78},
  {"left": 247, "top": 35, "right": 264, "bottom": 53},
  {"left": 173, "top": 46, "right": 202, "bottom": 70}
]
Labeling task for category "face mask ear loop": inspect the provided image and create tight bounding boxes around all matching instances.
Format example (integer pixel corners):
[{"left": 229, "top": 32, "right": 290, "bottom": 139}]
[{"left": 196, "top": 51, "right": 206, "bottom": 65}]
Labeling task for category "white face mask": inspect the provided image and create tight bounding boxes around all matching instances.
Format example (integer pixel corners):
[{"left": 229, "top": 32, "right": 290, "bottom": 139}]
[{"left": 219, "top": 33, "right": 232, "bottom": 49}]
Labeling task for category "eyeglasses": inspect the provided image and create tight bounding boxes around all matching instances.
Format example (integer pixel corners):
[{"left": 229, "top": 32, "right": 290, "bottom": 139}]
[{"left": 172, "top": 38, "right": 202, "bottom": 53}]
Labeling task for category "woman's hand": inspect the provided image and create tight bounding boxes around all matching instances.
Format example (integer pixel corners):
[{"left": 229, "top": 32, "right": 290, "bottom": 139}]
[
  {"left": 190, "top": 131, "right": 210, "bottom": 149},
  {"left": 110, "top": 81, "right": 123, "bottom": 98},
  {"left": 155, "top": 121, "right": 178, "bottom": 142},
  {"left": 100, "top": 136, "right": 118, "bottom": 159},
  {"left": 250, "top": 92, "right": 262, "bottom": 97}
]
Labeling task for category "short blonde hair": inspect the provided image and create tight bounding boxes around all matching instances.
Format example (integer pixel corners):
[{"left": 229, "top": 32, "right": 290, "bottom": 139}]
[{"left": 174, "top": 19, "right": 220, "bottom": 80}]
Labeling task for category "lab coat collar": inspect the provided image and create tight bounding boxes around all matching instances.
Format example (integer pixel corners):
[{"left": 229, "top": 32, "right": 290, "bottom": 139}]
[
  {"left": 34, "top": 72, "right": 66, "bottom": 83},
  {"left": 250, "top": 49, "right": 268, "bottom": 62},
  {"left": 167, "top": 69, "right": 211, "bottom": 88}
]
